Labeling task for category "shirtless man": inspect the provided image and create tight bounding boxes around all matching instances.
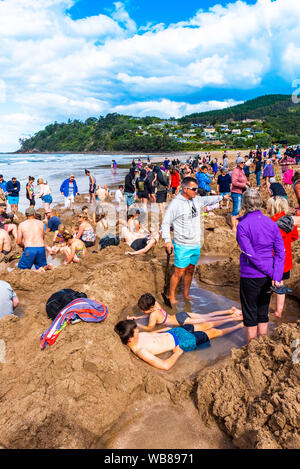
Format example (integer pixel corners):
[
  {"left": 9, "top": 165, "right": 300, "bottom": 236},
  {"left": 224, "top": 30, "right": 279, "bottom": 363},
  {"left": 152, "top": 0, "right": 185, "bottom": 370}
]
[
  {"left": 0, "top": 228, "right": 12, "bottom": 257},
  {"left": 114, "top": 319, "right": 243, "bottom": 370},
  {"left": 17, "top": 207, "right": 54, "bottom": 272}
]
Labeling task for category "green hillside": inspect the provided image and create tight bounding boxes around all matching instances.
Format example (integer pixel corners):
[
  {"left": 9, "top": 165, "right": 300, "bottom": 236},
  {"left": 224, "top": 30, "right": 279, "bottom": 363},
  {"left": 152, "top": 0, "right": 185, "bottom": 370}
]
[{"left": 18, "top": 94, "right": 300, "bottom": 153}]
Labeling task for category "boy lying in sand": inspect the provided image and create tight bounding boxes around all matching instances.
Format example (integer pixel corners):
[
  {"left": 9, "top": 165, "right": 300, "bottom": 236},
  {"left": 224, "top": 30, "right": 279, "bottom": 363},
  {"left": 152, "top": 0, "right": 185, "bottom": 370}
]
[
  {"left": 115, "top": 319, "right": 243, "bottom": 370},
  {"left": 127, "top": 293, "right": 242, "bottom": 332}
]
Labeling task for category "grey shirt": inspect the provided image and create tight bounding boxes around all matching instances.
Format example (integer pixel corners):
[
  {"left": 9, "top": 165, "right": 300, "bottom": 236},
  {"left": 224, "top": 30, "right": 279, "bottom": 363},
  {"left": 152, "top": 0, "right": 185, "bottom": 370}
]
[
  {"left": 161, "top": 193, "right": 223, "bottom": 246},
  {"left": 0, "top": 281, "right": 17, "bottom": 319}
]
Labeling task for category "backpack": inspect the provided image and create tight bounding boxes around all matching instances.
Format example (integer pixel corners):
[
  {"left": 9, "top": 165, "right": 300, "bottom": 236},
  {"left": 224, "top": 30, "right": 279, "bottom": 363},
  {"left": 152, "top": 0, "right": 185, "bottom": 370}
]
[{"left": 46, "top": 289, "right": 87, "bottom": 320}]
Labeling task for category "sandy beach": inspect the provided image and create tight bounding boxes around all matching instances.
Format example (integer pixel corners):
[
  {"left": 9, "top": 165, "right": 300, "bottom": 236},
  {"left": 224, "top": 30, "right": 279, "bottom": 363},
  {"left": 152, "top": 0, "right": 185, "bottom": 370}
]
[{"left": 0, "top": 159, "right": 299, "bottom": 449}]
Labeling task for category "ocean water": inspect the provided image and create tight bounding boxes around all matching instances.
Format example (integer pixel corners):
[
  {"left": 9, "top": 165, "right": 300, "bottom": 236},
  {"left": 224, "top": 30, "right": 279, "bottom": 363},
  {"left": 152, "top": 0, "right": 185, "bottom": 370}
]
[{"left": 0, "top": 153, "right": 143, "bottom": 212}]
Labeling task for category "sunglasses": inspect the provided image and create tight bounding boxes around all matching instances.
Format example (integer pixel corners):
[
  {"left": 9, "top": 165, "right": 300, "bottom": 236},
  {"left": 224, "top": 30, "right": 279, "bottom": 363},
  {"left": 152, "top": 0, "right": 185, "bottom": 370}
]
[{"left": 187, "top": 187, "right": 198, "bottom": 192}]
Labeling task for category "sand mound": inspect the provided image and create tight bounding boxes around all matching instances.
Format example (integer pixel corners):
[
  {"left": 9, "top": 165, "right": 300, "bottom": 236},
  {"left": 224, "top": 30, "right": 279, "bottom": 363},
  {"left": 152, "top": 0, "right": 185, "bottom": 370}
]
[{"left": 195, "top": 321, "right": 300, "bottom": 449}]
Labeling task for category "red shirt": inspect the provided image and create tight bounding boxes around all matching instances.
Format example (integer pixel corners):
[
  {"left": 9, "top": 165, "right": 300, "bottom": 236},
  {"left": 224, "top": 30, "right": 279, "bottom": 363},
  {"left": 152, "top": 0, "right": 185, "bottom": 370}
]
[
  {"left": 171, "top": 171, "right": 180, "bottom": 188},
  {"left": 271, "top": 211, "right": 298, "bottom": 272}
]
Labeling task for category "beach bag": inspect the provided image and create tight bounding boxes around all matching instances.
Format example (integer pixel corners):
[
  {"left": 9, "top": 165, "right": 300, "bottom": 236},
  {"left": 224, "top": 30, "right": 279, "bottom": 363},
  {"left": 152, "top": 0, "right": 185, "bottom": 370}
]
[{"left": 46, "top": 289, "right": 87, "bottom": 320}]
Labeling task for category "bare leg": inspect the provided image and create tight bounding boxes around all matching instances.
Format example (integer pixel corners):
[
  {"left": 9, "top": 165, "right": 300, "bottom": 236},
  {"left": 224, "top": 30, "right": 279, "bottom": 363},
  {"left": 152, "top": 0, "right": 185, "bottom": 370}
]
[
  {"left": 206, "top": 322, "right": 244, "bottom": 340},
  {"left": 231, "top": 216, "right": 238, "bottom": 232},
  {"left": 245, "top": 325, "right": 258, "bottom": 343},
  {"left": 257, "top": 322, "right": 268, "bottom": 338},
  {"left": 193, "top": 318, "right": 242, "bottom": 332},
  {"left": 183, "top": 264, "right": 196, "bottom": 300},
  {"left": 126, "top": 239, "right": 156, "bottom": 256},
  {"left": 273, "top": 293, "right": 285, "bottom": 318},
  {"left": 168, "top": 266, "right": 186, "bottom": 304}
]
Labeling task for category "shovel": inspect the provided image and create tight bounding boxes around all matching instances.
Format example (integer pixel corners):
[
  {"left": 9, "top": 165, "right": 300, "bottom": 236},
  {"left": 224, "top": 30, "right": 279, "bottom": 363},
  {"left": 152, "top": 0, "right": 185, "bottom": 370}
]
[{"left": 162, "top": 248, "right": 173, "bottom": 309}]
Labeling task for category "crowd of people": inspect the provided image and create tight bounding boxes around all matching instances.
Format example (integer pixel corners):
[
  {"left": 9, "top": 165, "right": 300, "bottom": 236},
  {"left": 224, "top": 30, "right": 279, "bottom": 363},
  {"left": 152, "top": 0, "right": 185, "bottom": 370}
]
[{"left": 1, "top": 146, "right": 300, "bottom": 370}]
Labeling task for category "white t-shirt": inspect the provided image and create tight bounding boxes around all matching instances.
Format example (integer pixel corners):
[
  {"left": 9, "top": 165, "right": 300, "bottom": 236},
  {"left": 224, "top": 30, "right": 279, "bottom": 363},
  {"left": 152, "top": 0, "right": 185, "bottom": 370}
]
[
  {"left": 0, "top": 281, "right": 17, "bottom": 319},
  {"left": 115, "top": 189, "right": 124, "bottom": 203}
]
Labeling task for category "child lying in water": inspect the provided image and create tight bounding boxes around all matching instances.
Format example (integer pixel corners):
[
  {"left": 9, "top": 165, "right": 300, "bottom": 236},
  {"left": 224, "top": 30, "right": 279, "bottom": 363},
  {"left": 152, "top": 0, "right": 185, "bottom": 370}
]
[
  {"left": 127, "top": 293, "right": 242, "bottom": 332},
  {"left": 115, "top": 319, "right": 243, "bottom": 370}
]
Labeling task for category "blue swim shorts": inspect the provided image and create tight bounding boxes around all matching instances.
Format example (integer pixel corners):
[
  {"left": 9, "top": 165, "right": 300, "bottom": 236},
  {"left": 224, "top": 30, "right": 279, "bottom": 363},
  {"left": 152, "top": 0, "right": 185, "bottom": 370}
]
[
  {"left": 7, "top": 196, "right": 19, "bottom": 205},
  {"left": 124, "top": 192, "right": 135, "bottom": 207},
  {"left": 231, "top": 192, "right": 242, "bottom": 217},
  {"left": 173, "top": 243, "right": 201, "bottom": 269},
  {"left": 18, "top": 247, "right": 47, "bottom": 270},
  {"left": 166, "top": 325, "right": 210, "bottom": 352}
]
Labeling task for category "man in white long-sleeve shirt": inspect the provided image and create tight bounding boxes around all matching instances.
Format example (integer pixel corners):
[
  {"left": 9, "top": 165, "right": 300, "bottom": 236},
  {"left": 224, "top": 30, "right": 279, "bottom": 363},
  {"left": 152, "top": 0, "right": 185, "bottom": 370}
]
[{"left": 161, "top": 177, "right": 228, "bottom": 304}]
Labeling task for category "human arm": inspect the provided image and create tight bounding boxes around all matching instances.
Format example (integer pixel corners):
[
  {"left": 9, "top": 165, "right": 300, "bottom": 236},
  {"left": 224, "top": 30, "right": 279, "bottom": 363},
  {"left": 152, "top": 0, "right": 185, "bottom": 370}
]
[
  {"left": 272, "top": 225, "right": 286, "bottom": 282},
  {"left": 64, "top": 243, "right": 76, "bottom": 264},
  {"left": 76, "top": 224, "right": 84, "bottom": 239},
  {"left": 12, "top": 296, "right": 19, "bottom": 309},
  {"left": 135, "top": 346, "right": 184, "bottom": 370},
  {"left": 16, "top": 224, "right": 23, "bottom": 247}
]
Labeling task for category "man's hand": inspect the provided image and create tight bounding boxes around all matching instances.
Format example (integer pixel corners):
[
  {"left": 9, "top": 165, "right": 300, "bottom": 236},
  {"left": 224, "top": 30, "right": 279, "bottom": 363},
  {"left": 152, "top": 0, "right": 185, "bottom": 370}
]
[{"left": 165, "top": 241, "right": 173, "bottom": 254}]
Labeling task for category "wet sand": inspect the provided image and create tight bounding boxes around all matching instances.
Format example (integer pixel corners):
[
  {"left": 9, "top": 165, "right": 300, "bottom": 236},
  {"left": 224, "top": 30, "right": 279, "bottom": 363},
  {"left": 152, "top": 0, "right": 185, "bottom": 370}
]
[{"left": 0, "top": 164, "right": 299, "bottom": 449}]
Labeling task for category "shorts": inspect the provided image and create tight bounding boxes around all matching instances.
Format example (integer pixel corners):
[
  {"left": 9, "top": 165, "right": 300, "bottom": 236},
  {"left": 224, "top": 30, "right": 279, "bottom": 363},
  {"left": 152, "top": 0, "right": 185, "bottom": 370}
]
[
  {"left": 156, "top": 190, "right": 167, "bottom": 204},
  {"left": 166, "top": 325, "right": 210, "bottom": 352},
  {"left": 131, "top": 237, "right": 148, "bottom": 251},
  {"left": 173, "top": 242, "right": 201, "bottom": 269},
  {"left": 64, "top": 194, "right": 74, "bottom": 208},
  {"left": 18, "top": 247, "right": 47, "bottom": 270},
  {"left": 42, "top": 194, "right": 53, "bottom": 204},
  {"left": 124, "top": 192, "right": 135, "bottom": 207},
  {"left": 29, "top": 197, "right": 36, "bottom": 207},
  {"left": 231, "top": 192, "right": 242, "bottom": 217},
  {"left": 176, "top": 311, "right": 190, "bottom": 326},
  {"left": 89, "top": 184, "right": 96, "bottom": 194},
  {"left": 282, "top": 271, "right": 290, "bottom": 280},
  {"left": 7, "top": 196, "right": 19, "bottom": 205},
  {"left": 240, "top": 277, "right": 272, "bottom": 327},
  {"left": 220, "top": 192, "right": 230, "bottom": 197}
]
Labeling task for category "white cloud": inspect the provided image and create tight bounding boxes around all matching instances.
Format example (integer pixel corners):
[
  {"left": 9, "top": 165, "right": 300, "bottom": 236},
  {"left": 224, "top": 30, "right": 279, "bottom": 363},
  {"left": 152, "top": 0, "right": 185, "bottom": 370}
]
[{"left": 0, "top": 0, "right": 299, "bottom": 150}]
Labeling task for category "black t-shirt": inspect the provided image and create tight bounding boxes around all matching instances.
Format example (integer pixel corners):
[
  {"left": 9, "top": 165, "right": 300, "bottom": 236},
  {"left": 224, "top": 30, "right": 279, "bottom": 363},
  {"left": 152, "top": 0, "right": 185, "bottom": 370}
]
[{"left": 255, "top": 160, "right": 262, "bottom": 173}]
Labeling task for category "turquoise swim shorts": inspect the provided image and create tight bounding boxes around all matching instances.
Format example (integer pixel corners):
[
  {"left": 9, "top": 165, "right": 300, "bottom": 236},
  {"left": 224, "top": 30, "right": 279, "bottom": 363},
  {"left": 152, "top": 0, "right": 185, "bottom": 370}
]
[{"left": 173, "top": 242, "right": 201, "bottom": 269}]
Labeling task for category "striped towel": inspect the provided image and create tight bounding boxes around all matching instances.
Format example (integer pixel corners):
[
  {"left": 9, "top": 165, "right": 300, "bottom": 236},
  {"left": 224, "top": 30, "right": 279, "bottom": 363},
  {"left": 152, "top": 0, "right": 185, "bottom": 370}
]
[{"left": 40, "top": 298, "right": 108, "bottom": 350}]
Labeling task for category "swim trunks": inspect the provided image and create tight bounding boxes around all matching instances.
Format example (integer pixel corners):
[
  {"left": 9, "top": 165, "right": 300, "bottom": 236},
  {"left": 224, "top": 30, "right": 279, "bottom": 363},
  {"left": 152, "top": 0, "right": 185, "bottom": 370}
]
[
  {"left": 173, "top": 243, "right": 201, "bottom": 269},
  {"left": 131, "top": 237, "right": 148, "bottom": 251},
  {"left": 7, "top": 196, "right": 19, "bottom": 205},
  {"left": 18, "top": 247, "right": 47, "bottom": 270},
  {"left": 175, "top": 311, "right": 190, "bottom": 326},
  {"left": 165, "top": 325, "right": 210, "bottom": 352}
]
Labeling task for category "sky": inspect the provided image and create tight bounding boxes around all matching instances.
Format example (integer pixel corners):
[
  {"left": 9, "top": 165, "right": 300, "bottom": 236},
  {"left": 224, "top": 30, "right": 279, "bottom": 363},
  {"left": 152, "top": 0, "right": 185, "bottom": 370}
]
[{"left": 0, "top": 0, "right": 299, "bottom": 151}]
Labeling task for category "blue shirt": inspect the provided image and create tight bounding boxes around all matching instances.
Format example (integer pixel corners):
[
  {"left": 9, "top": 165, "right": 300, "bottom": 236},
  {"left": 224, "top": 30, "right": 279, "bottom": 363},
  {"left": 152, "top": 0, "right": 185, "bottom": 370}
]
[
  {"left": 196, "top": 172, "right": 212, "bottom": 192},
  {"left": 0, "top": 180, "right": 7, "bottom": 192},
  {"left": 217, "top": 174, "right": 231, "bottom": 193},
  {"left": 48, "top": 216, "right": 61, "bottom": 232}
]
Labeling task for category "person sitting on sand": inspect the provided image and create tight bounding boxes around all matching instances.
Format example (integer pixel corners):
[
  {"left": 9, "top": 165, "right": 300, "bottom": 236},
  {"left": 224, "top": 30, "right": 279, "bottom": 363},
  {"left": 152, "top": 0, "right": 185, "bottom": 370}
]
[
  {"left": 96, "top": 185, "right": 107, "bottom": 202},
  {"left": 0, "top": 203, "right": 17, "bottom": 241},
  {"left": 81, "top": 205, "right": 93, "bottom": 223},
  {"left": 0, "top": 227, "right": 12, "bottom": 258},
  {"left": 120, "top": 213, "right": 159, "bottom": 256},
  {"left": 50, "top": 224, "right": 67, "bottom": 254},
  {"left": 61, "top": 232, "right": 87, "bottom": 264},
  {"left": 76, "top": 213, "right": 96, "bottom": 247},
  {"left": 17, "top": 207, "right": 55, "bottom": 272},
  {"left": 114, "top": 319, "right": 243, "bottom": 370},
  {"left": 127, "top": 292, "right": 243, "bottom": 331}
]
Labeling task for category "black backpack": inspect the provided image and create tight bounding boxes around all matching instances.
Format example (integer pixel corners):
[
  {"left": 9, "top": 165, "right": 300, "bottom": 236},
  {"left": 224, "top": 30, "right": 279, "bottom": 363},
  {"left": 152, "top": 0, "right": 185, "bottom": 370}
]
[{"left": 46, "top": 289, "right": 87, "bottom": 320}]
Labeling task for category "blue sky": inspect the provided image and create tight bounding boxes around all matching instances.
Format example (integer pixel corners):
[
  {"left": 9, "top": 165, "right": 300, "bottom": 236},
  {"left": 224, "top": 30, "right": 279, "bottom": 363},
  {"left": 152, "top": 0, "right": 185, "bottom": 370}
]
[
  {"left": 0, "top": 0, "right": 299, "bottom": 151},
  {"left": 68, "top": 0, "right": 258, "bottom": 28}
]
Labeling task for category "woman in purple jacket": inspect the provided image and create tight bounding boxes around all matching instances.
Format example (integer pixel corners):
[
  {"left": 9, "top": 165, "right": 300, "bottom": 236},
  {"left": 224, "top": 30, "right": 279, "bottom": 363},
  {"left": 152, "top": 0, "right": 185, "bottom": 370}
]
[{"left": 236, "top": 189, "right": 285, "bottom": 343}]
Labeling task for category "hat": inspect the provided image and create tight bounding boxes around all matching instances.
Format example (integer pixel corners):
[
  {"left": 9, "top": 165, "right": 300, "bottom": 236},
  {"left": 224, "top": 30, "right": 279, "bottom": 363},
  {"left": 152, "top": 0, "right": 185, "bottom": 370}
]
[
  {"left": 236, "top": 156, "right": 245, "bottom": 164},
  {"left": 25, "top": 207, "right": 35, "bottom": 217}
]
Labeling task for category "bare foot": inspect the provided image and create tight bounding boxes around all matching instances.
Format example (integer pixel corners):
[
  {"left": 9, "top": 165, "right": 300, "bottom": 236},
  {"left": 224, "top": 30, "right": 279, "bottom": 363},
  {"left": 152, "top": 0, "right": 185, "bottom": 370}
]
[
  {"left": 270, "top": 312, "right": 282, "bottom": 318},
  {"left": 184, "top": 295, "right": 193, "bottom": 301},
  {"left": 169, "top": 297, "right": 178, "bottom": 305},
  {"left": 229, "top": 307, "right": 242, "bottom": 317}
]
